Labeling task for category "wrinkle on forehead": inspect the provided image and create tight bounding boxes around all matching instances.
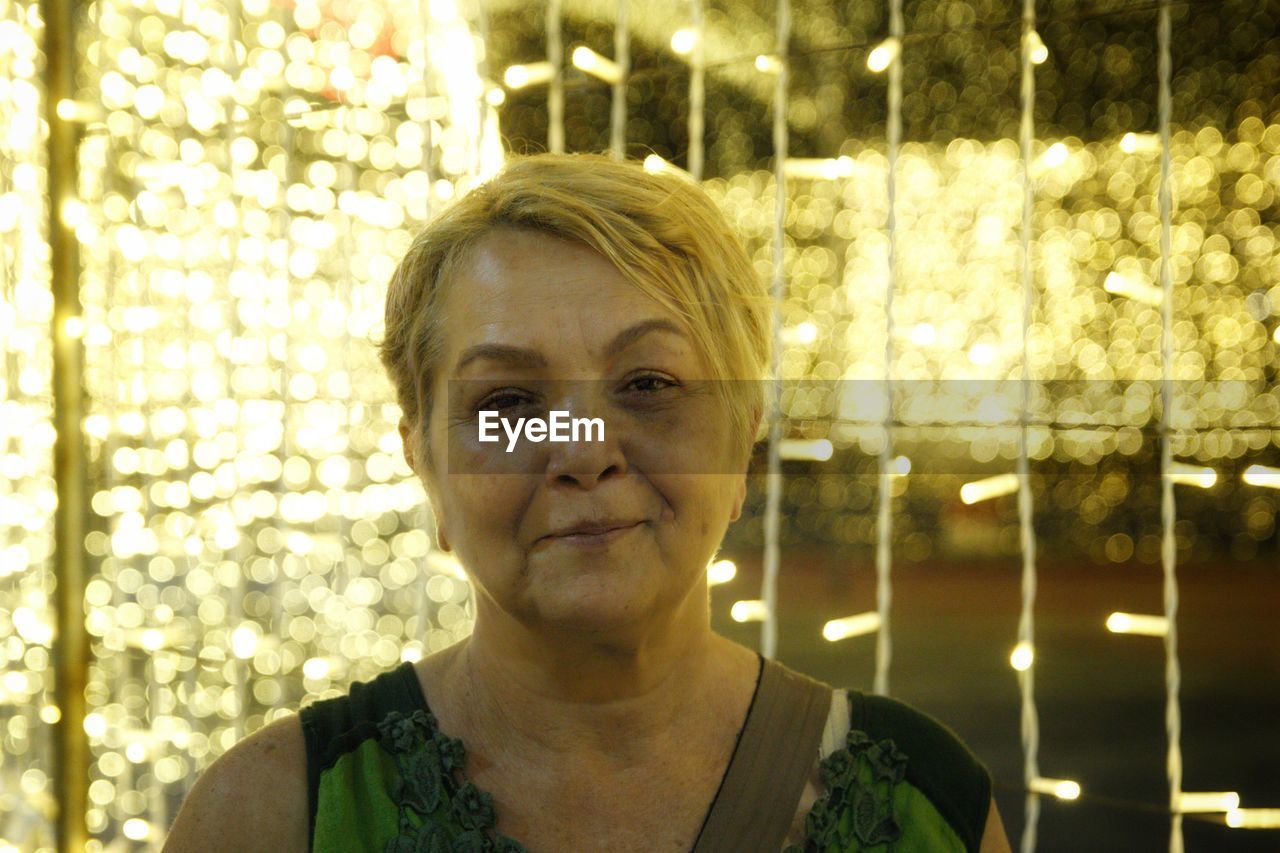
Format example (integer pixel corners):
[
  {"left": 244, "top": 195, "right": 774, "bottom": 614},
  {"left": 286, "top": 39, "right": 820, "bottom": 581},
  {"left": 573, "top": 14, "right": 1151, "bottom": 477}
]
[{"left": 444, "top": 232, "right": 685, "bottom": 368}]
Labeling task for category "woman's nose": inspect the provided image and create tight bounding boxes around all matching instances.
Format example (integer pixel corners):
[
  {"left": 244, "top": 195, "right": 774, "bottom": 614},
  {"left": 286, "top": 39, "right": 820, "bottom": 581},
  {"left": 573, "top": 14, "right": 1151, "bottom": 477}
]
[{"left": 543, "top": 383, "right": 629, "bottom": 487}]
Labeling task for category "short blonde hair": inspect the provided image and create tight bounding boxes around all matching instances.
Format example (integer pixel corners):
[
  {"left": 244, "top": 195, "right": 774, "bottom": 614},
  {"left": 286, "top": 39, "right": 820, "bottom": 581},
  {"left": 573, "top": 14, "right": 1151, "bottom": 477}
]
[{"left": 376, "top": 152, "right": 772, "bottom": 473}]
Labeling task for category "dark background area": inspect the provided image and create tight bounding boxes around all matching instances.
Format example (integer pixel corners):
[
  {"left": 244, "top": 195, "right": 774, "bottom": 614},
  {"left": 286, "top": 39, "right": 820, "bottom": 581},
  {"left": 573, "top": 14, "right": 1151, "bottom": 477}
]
[
  {"left": 713, "top": 543, "right": 1280, "bottom": 852},
  {"left": 472, "top": 1, "right": 1280, "bottom": 848}
]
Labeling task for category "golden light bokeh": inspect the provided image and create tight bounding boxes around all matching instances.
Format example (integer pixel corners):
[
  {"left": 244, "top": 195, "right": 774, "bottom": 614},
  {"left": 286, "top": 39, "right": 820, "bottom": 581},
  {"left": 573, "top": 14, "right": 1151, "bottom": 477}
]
[{"left": 1, "top": 0, "right": 1277, "bottom": 849}]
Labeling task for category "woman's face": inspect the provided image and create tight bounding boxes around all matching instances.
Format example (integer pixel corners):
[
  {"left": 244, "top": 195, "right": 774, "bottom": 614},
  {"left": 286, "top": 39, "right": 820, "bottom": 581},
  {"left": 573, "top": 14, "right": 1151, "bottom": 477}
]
[{"left": 401, "top": 227, "right": 750, "bottom": 636}]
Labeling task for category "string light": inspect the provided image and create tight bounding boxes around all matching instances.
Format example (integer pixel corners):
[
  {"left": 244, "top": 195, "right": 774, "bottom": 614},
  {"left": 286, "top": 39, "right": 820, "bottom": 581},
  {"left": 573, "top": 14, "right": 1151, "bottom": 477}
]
[
  {"left": 1176, "top": 792, "right": 1240, "bottom": 813},
  {"left": 753, "top": 54, "right": 781, "bottom": 74},
  {"left": 783, "top": 156, "right": 856, "bottom": 180},
  {"left": 640, "top": 153, "right": 695, "bottom": 183},
  {"left": 779, "top": 439, "right": 833, "bottom": 462},
  {"left": 1106, "top": 612, "right": 1170, "bottom": 637},
  {"left": 1104, "top": 271, "right": 1164, "bottom": 307},
  {"left": 707, "top": 559, "right": 737, "bottom": 586},
  {"left": 1242, "top": 465, "right": 1280, "bottom": 489},
  {"left": 503, "top": 62, "right": 553, "bottom": 90},
  {"left": 866, "top": 37, "right": 900, "bottom": 73},
  {"left": 1167, "top": 462, "right": 1217, "bottom": 489},
  {"left": 570, "top": 46, "right": 622, "bottom": 84},
  {"left": 960, "top": 473, "right": 1020, "bottom": 505},
  {"left": 1009, "top": 642, "right": 1034, "bottom": 672},
  {"left": 780, "top": 321, "right": 818, "bottom": 346},
  {"left": 730, "top": 600, "right": 767, "bottom": 623},
  {"left": 1120, "top": 131, "right": 1162, "bottom": 154},
  {"left": 1226, "top": 809, "right": 1280, "bottom": 829},
  {"left": 670, "top": 27, "right": 696, "bottom": 56},
  {"left": 1024, "top": 29, "right": 1048, "bottom": 65},
  {"left": 822, "top": 612, "right": 881, "bottom": 642},
  {"left": 1029, "top": 777, "right": 1082, "bottom": 801}
]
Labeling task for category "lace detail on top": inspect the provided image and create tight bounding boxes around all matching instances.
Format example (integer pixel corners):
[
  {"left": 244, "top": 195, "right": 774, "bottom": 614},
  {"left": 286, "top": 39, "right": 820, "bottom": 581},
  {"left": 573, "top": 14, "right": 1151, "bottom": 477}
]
[
  {"left": 784, "top": 727, "right": 909, "bottom": 853},
  {"left": 375, "top": 708, "right": 528, "bottom": 853},
  {"left": 366, "top": 679, "right": 920, "bottom": 853},
  {"left": 305, "top": 660, "right": 990, "bottom": 852}
]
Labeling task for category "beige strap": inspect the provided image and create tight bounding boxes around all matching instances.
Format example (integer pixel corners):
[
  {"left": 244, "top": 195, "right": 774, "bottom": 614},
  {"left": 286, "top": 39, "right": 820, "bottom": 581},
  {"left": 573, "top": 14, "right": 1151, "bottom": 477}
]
[{"left": 692, "top": 657, "right": 834, "bottom": 852}]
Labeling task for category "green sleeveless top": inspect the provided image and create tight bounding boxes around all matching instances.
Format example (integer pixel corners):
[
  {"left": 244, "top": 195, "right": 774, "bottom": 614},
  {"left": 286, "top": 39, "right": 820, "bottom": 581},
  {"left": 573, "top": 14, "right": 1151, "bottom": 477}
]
[{"left": 300, "top": 654, "right": 993, "bottom": 852}]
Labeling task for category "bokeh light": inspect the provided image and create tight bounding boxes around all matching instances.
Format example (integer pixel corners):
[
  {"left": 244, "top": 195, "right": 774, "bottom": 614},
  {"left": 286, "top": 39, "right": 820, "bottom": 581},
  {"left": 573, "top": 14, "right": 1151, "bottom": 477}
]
[{"left": 2, "top": 0, "right": 1277, "bottom": 850}]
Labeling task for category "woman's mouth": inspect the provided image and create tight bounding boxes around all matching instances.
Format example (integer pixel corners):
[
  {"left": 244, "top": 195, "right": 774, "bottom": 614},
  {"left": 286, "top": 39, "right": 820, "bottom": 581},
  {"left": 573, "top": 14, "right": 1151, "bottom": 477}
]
[{"left": 545, "top": 521, "right": 644, "bottom": 547}]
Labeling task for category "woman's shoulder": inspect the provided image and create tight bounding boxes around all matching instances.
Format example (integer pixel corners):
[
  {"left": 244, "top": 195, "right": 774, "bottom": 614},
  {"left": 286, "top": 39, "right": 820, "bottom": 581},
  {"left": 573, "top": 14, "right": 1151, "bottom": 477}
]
[
  {"left": 296, "top": 653, "right": 422, "bottom": 742},
  {"left": 832, "top": 689, "right": 993, "bottom": 851},
  {"left": 165, "top": 662, "right": 424, "bottom": 852},
  {"left": 163, "top": 711, "right": 308, "bottom": 851}
]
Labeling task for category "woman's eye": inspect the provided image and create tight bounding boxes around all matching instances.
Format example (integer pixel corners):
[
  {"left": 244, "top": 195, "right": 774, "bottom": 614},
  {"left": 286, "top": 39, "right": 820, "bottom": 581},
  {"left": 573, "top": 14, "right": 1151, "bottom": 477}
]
[
  {"left": 476, "top": 391, "right": 529, "bottom": 412},
  {"left": 629, "top": 374, "right": 677, "bottom": 394}
]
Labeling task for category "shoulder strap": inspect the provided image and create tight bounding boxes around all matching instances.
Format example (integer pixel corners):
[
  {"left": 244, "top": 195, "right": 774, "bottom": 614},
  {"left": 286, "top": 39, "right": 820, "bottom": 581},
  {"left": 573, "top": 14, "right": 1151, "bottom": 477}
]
[
  {"left": 819, "top": 687, "right": 851, "bottom": 760},
  {"left": 692, "top": 656, "right": 833, "bottom": 853},
  {"left": 299, "top": 662, "right": 424, "bottom": 851}
]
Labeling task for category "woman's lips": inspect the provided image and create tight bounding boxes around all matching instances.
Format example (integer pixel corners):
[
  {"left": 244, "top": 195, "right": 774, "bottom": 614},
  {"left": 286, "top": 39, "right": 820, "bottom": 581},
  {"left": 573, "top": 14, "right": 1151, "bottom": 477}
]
[{"left": 544, "top": 521, "right": 643, "bottom": 547}]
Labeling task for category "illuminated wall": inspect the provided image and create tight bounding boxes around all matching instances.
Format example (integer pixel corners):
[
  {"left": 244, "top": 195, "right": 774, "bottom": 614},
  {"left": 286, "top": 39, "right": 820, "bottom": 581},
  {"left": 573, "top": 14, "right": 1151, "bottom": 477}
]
[
  {"left": 6, "top": 0, "right": 502, "bottom": 847},
  {"left": 1, "top": 0, "right": 1278, "bottom": 850},
  {"left": 1, "top": 0, "right": 59, "bottom": 847},
  {"left": 702, "top": 130, "right": 1280, "bottom": 482}
]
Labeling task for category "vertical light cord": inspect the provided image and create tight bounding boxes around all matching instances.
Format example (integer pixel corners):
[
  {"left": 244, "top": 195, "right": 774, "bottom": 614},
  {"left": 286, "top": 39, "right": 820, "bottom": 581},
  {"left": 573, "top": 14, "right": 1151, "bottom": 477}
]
[
  {"left": 275, "top": 0, "right": 297, "bottom": 722},
  {"left": 547, "top": 0, "right": 564, "bottom": 154},
  {"left": 218, "top": 0, "right": 248, "bottom": 749},
  {"left": 1157, "top": 2, "right": 1183, "bottom": 851},
  {"left": 873, "top": 0, "right": 903, "bottom": 698},
  {"left": 472, "top": 1, "right": 495, "bottom": 179},
  {"left": 1016, "top": 2, "right": 1042, "bottom": 851},
  {"left": 418, "top": 0, "right": 435, "bottom": 217},
  {"left": 610, "top": 0, "right": 629, "bottom": 159},
  {"left": 688, "top": 0, "right": 705, "bottom": 180},
  {"left": 760, "top": 0, "right": 789, "bottom": 661}
]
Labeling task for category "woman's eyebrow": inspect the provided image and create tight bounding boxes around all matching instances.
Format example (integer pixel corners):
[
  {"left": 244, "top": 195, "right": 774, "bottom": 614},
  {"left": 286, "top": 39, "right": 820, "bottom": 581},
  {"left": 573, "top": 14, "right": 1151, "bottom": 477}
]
[
  {"left": 452, "top": 318, "right": 687, "bottom": 376},
  {"left": 454, "top": 343, "right": 548, "bottom": 375},
  {"left": 600, "top": 317, "right": 688, "bottom": 359}
]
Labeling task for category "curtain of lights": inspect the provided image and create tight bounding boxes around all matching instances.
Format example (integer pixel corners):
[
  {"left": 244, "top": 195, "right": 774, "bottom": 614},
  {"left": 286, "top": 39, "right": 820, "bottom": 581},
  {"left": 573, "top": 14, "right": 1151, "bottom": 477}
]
[
  {"left": 3, "top": 0, "right": 1280, "bottom": 850},
  {"left": 1, "top": 0, "right": 59, "bottom": 847},
  {"left": 5, "top": 0, "right": 502, "bottom": 846}
]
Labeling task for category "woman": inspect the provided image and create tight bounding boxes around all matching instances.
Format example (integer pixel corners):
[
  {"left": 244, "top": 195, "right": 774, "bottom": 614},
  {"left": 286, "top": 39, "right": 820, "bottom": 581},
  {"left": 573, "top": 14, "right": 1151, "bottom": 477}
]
[{"left": 165, "top": 153, "right": 1011, "bottom": 852}]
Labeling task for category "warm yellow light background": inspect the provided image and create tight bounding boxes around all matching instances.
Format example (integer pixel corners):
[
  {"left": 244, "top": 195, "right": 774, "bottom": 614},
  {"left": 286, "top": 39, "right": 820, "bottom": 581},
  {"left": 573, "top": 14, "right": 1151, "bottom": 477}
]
[{"left": 2, "top": 0, "right": 1278, "bottom": 849}]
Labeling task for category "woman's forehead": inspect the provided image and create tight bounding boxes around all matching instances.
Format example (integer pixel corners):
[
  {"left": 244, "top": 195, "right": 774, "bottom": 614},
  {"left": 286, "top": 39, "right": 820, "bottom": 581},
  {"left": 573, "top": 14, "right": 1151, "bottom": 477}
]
[
  {"left": 455, "top": 232, "right": 619, "bottom": 297},
  {"left": 441, "top": 234, "right": 687, "bottom": 365},
  {"left": 447, "top": 316, "right": 693, "bottom": 379}
]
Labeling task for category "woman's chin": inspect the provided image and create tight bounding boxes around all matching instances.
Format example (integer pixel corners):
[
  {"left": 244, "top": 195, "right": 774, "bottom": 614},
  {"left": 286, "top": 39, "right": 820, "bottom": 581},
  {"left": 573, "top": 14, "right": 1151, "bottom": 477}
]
[{"left": 524, "top": 581, "right": 666, "bottom": 634}]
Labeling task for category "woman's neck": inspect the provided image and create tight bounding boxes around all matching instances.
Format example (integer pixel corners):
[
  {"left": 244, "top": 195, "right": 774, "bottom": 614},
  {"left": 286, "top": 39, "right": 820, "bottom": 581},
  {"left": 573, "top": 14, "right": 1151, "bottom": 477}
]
[{"left": 418, "top": 612, "right": 756, "bottom": 775}]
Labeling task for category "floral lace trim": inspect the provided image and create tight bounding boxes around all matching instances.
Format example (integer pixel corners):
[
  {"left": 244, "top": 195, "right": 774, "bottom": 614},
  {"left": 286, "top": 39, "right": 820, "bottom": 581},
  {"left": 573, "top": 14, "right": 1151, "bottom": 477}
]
[
  {"left": 376, "top": 708, "right": 528, "bottom": 853},
  {"left": 377, "top": 706, "right": 905, "bottom": 853},
  {"left": 784, "top": 729, "right": 908, "bottom": 853}
]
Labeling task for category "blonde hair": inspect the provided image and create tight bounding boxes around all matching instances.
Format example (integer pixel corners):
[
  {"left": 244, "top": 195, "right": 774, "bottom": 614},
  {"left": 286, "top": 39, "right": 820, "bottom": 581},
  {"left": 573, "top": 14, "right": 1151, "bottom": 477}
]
[{"left": 376, "top": 152, "right": 773, "bottom": 473}]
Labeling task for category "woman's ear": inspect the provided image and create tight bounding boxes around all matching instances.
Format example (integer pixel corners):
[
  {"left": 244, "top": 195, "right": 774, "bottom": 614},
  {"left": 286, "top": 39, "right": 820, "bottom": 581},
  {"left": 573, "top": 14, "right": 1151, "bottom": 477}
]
[
  {"left": 398, "top": 418, "right": 416, "bottom": 472},
  {"left": 401, "top": 417, "right": 451, "bottom": 552}
]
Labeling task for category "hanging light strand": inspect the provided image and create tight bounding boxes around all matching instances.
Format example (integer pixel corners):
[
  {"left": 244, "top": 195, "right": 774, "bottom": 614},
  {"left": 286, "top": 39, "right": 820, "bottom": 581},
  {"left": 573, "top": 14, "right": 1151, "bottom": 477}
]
[
  {"left": 873, "top": 0, "right": 904, "bottom": 698},
  {"left": 1156, "top": 2, "right": 1184, "bottom": 851},
  {"left": 610, "top": 0, "right": 629, "bottom": 159},
  {"left": 688, "top": 0, "right": 705, "bottom": 180},
  {"left": 1016, "top": 2, "right": 1042, "bottom": 851},
  {"left": 547, "top": 0, "right": 564, "bottom": 154},
  {"left": 760, "top": 0, "right": 789, "bottom": 661}
]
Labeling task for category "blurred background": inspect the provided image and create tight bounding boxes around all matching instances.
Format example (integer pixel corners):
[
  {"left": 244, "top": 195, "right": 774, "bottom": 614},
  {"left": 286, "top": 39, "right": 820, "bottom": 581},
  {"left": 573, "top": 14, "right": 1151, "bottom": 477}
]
[{"left": 1, "top": 0, "right": 1278, "bottom": 850}]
